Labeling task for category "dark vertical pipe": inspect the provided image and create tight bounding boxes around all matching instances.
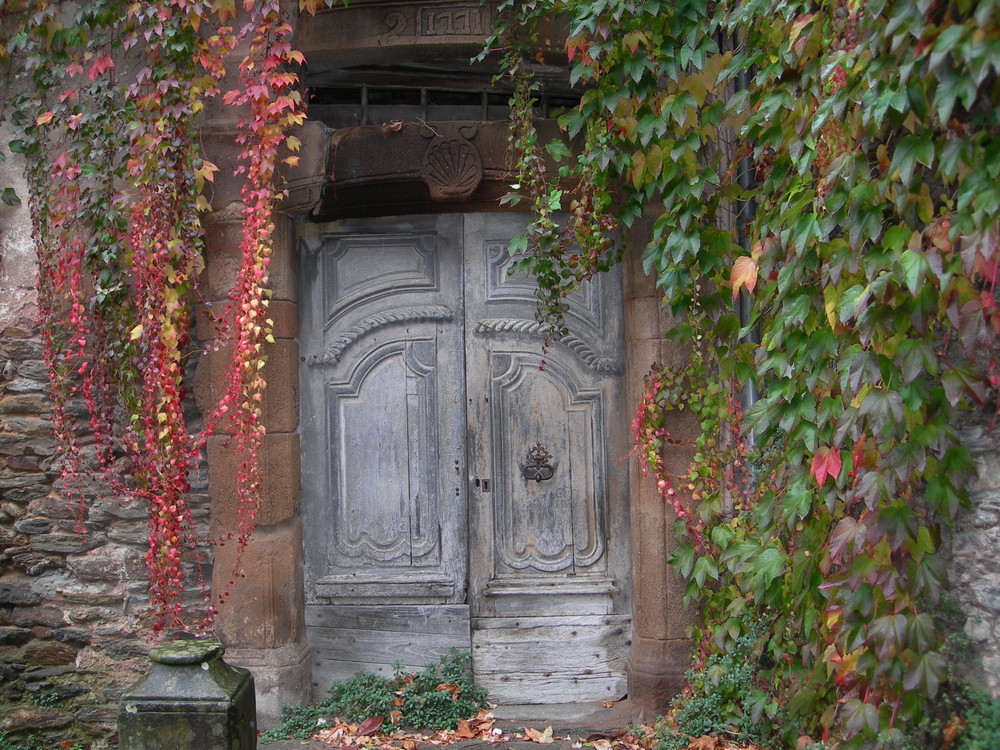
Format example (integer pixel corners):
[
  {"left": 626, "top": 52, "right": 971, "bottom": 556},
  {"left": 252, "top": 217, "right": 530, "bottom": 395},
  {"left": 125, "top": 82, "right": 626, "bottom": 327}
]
[{"left": 733, "top": 47, "right": 761, "bottom": 433}]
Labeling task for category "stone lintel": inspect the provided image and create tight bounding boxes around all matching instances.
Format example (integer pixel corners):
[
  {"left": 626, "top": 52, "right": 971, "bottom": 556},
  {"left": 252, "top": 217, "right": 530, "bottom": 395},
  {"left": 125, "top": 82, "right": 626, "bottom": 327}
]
[{"left": 315, "top": 120, "right": 564, "bottom": 221}]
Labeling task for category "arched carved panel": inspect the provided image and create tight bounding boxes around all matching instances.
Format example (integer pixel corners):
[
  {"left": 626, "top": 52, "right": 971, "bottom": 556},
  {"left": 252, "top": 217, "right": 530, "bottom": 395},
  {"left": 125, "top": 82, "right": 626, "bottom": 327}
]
[
  {"left": 325, "top": 340, "right": 441, "bottom": 567},
  {"left": 487, "top": 352, "right": 607, "bottom": 575}
]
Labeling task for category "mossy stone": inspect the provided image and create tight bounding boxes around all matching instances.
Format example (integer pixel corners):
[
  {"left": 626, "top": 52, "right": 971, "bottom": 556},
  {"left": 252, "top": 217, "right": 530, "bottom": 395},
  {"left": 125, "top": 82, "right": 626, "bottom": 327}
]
[{"left": 118, "top": 640, "right": 256, "bottom": 750}]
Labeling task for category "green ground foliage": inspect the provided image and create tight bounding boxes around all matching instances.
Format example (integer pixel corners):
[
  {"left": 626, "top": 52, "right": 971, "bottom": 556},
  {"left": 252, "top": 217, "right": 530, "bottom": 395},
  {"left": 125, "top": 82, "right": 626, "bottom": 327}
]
[
  {"left": 0, "top": 732, "right": 82, "bottom": 750},
  {"left": 261, "top": 650, "right": 488, "bottom": 743},
  {"left": 654, "top": 618, "right": 776, "bottom": 750},
  {"left": 486, "top": 0, "right": 1000, "bottom": 747}
]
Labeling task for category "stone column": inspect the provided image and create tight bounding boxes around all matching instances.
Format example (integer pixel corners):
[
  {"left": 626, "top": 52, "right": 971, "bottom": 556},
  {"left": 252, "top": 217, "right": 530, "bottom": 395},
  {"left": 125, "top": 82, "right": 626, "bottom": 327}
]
[{"left": 622, "top": 223, "right": 695, "bottom": 723}]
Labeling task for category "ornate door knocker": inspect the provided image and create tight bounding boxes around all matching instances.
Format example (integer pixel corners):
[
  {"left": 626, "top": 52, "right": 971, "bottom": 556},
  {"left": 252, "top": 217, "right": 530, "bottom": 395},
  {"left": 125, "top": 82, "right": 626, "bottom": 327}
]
[{"left": 522, "top": 442, "right": 555, "bottom": 482}]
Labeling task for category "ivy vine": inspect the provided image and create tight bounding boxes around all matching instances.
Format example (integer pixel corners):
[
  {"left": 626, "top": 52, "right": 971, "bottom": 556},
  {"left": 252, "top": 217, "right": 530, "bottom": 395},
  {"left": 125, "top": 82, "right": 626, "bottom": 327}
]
[
  {"left": 0, "top": 0, "right": 341, "bottom": 633},
  {"left": 489, "top": 0, "right": 1000, "bottom": 746}
]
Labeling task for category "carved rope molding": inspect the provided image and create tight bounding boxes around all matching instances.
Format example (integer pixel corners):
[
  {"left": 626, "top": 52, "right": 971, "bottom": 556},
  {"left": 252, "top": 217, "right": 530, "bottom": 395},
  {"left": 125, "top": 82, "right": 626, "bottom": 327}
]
[
  {"left": 473, "top": 319, "right": 620, "bottom": 372},
  {"left": 309, "top": 305, "right": 454, "bottom": 365}
]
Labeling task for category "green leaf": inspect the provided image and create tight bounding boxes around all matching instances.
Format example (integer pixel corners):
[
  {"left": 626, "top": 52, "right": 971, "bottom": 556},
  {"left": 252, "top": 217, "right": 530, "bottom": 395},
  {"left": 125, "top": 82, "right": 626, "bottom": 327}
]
[
  {"left": 544, "top": 139, "right": 572, "bottom": 161},
  {"left": 753, "top": 546, "right": 785, "bottom": 588},
  {"left": 837, "top": 284, "right": 868, "bottom": 322},
  {"left": 692, "top": 554, "right": 719, "bottom": 588},
  {"left": 898, "top": 249, "right": 928, "bottom": 295},
  {"left": 0, "top": 187, "right": 20, "bottom": 206},
  {"left": 906, "top": 611, "right": 937, "bottom": 652},
  {"left": 667, "top": 542, "right": 695, "bottom": 578},
  {"left": 891, "top": 134, "right": 934, "bottom": 185},
  {"left": 842, "top": 697, "right": 879, "bottom": 739},
  {"left": 903, "top": 651, "right": 946, "bottom": 698}
]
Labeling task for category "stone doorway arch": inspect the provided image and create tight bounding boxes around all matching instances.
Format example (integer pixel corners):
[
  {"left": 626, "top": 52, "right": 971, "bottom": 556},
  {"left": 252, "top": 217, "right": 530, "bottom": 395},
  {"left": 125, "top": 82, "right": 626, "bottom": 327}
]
[{"left": 197, "top": 1, "right": 693, "bottom": 725}]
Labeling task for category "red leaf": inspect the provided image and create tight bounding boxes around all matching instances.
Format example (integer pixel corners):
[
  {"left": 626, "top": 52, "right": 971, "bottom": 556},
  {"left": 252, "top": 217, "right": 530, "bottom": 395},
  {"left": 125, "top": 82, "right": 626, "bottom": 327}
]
[
  {"left": 810, "top": 446, "right": 841, "bottom": 486},
  {"left": 356, "top": 716, "right": 383, "bottom": 736},
  {"left": 87, "top": 53, "right": 114, "bottom": 82},
  {"left": 828, "top": 516, "right": 863, "bottom": 561}
]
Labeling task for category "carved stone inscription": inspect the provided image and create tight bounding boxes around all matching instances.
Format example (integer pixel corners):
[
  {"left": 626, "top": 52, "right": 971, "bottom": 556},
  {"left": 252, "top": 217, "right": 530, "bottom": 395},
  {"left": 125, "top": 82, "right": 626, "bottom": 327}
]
[{"left": 381, "top": 5, "right": 486, "bottom": 39}]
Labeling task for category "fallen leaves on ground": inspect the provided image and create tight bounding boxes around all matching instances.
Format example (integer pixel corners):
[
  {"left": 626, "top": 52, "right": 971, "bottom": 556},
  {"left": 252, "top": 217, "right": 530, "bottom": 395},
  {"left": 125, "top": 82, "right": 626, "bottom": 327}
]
[
  {"left": 307, "top": 710, "right": 763, "bottom": 750},
  {"left": 311, "top": 709, "right": 500, "bottom": 748},
  {"left": 524, "top": 726, "right": 554, "bottom": 743}
]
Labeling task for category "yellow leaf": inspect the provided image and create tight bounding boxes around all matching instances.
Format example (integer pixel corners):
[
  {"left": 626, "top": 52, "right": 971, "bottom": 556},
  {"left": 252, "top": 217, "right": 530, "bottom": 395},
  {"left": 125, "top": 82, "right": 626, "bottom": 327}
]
[
  {"left": 198, "top": 160, "right": 218, "bottom": 183},
  {"left": 823, "top": 285, "right": 838, "bottom": 330},
  {"left": 35, "top": 111, "right": 54, "bottom": 126},
  {"left": 851, "top": 383, "right": 871, "bottom": 409},
  {"left": 130, "top": 323, "right": 143, "bottom": 340},
  {"left": 524, "top": 726, "right": 553, "bottom": 744},
  {"left": 285, "top": 135, "right": 302, "bottom": 151},
  {"left": 213, "top": 0, "right": 236, "bottom": 22},
  {"left": 730, "top": 255, "right": 758, "bottom": 301},
  {"left": 787, "top": 13, "right": 814, "bottom": 50}
]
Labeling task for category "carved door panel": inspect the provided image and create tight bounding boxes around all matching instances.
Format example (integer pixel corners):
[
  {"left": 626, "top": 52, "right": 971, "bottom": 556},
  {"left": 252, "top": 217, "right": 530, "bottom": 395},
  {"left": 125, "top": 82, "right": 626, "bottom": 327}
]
[
  {"left": 299, "top": 215, "right": 471, "bottom": 695},
  {"left": 299, "top": 214, "right": 630, "bottom": 703},
  {"left": 464, "top": 214, "right": 631, "bottom": 704}
]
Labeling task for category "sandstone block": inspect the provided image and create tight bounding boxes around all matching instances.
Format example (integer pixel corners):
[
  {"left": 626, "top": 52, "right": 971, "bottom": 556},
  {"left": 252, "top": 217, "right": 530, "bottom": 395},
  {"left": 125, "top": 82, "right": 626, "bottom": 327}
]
[
  {"left": 207, "top": 431, "right": 300, "bottom": 532},
  {"left": 23, "top": 640, "right": 77, "bottom": 666},
  {"left": 193, "top": 339, "right": 299, "bottom": 433},
  {"left": 0, "top": 705, "right": 73, "bottom": 732}
]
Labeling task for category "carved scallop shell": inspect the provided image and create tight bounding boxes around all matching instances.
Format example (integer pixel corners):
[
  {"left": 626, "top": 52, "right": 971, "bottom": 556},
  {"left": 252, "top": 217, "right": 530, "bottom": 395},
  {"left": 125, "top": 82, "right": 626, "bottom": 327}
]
[{"left": 421, "top": 137, "right": 483, "bottom": 201}]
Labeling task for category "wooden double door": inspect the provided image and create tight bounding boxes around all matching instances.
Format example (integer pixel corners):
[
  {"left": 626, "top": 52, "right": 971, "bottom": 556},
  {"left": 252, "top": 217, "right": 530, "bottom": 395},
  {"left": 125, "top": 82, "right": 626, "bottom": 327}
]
[{"left": 299, "top": 213, "right": 630, "bottom": 704}]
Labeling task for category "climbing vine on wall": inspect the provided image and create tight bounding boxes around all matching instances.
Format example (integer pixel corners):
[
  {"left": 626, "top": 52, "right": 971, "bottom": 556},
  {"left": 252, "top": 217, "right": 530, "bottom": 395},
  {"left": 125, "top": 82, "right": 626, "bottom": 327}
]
[
  {"left": 0, "top": 0, "right": 340, "bottom": 632},
  {"left": 490, "top": 0, "right": 1000, "bottom": 746}
]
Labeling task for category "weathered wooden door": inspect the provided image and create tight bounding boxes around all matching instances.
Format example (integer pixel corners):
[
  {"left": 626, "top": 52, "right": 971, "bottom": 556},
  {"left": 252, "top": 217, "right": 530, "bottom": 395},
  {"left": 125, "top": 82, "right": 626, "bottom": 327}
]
[{"left": 299, "top": 214, "right": 629, "bottom": 704}]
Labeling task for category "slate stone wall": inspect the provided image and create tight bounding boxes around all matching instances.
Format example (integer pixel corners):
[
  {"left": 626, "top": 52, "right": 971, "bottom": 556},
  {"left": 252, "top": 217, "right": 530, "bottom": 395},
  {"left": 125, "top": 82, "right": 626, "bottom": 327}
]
[
  {"left": 947, "top": 418, "right": 1000, "bottom": 697},
  {"left": 0, "top": 325, "right": 213, "bottom": 747},
  {"left": 0, "top": 117, "right": 222, "bottom": 747}
]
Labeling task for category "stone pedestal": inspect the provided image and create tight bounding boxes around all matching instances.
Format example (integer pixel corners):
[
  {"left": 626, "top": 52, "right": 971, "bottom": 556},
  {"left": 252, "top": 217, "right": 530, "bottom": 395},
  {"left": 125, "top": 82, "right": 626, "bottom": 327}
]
[{"left": 119, "top": 640, "right": 256, "bottom": 750}]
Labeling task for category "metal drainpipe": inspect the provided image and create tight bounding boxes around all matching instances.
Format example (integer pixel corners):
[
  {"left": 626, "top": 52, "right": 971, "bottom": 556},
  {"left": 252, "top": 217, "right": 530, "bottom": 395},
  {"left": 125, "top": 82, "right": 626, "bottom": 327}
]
[{"left": 734, "top": 56, "right": 761, "bottom": 436}]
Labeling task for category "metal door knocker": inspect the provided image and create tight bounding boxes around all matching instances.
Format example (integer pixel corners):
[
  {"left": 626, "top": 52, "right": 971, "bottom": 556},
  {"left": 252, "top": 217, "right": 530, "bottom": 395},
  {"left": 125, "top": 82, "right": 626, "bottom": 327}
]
[{"left": 522, "top": 442, "right": 555, "bottom": 482}]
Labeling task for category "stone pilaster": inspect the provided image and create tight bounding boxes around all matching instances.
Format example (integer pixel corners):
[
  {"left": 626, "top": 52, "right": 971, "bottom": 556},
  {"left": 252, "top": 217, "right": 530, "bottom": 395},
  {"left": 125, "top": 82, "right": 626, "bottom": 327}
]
[
  {"left": 197, "top": 201, "right": 310, "bottom": 726},
  {"left": 622, "top": 222, "right": 695, "bottom": 723}
]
